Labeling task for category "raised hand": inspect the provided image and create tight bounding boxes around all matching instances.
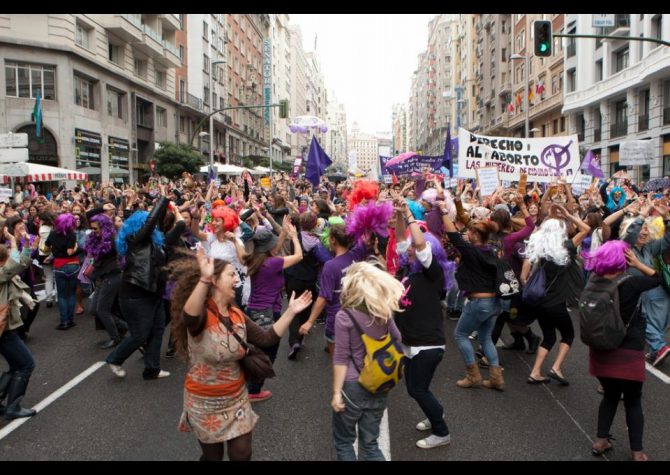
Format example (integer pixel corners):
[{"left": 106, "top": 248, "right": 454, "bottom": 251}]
[
  {"left": 196, "top": 247, "right": 214, "bottom": 280},
  {"left": 288, "top": 290, "right": 313, "bottom": 316}
]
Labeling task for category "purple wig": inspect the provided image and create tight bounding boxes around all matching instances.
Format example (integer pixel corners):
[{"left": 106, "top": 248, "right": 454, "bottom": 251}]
[
  {"left": 399, "top": 231, "right": 456, "bottom": 293},
  {"left": 85, "top": 214, "right": 116, "bottom": 260},
  {"left": 584, "top": 239, "right": 630, "bottom": 276},
  {"left": 54, "top": 213, "right": 76, "bottom": 235},
  {"left": 345, "top": 201, "right": 394, "bottom": 244}
]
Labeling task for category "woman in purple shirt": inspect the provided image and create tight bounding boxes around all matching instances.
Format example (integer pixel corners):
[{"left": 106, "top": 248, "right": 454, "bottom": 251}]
[
  {"left": 331, "top": 261, "right": 404, "bottom": 461},
  {"left": 243, "top": 225, "right": 303, "bottom": 402}
]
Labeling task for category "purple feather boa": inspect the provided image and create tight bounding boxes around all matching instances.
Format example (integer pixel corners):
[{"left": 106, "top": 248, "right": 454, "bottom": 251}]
[
  {"left": 399, "top": 232, "right": 457, "bottom": 293},
  {"left": 345, "top": 201, "right": 394, "bottom": 243},
  {"left": 85, "top": 214, "right": 115, "bottom": 260}
]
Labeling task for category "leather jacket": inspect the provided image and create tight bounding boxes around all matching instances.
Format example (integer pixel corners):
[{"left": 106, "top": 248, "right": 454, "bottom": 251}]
[{"left": 121, "top": 197, "right": 168, "bottom": 293}]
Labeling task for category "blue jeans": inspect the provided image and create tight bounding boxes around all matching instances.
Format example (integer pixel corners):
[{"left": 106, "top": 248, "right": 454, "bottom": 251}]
[
  {"left": 405, "top": 348, "right": 449, "bottom": 437},
  {"left": 454, "top": 297, "right": 501, "bottom": 366},
  {"left": 106, "top": 295, "right": 165, "bottom": 379},
  {"left": 54, "top": 263, "right": 80, "bottom": 324},
  {"left": 332, "top": 380, "right": 388, "bottom": 461},
  {"left": 0, "top": 330, "right": 36, "bottom": 376},
  {"left": 642, "top": 286, "right": 670, "bottom": 354},
  {"left": 447, "top": 284, "right": 464, "bottom": 311}
]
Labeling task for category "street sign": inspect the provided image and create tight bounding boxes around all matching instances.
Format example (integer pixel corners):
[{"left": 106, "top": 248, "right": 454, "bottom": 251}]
[
  {"left": 0, "top": 188, "right": 12, "bottom": 203},
  {"left": 0, "top": 148, "right": 28, "bottom": 163},
  {"left": 0, "top": 133, "right": 28, "bottom": 148},
  {"left": 592, "top": 14, "right": 615, "bottom": 28}
]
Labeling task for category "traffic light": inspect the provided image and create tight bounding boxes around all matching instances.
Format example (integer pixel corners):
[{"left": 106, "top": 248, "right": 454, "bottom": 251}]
[
  {"left": 534, "top": 20, "right": 552, "bottom": 57},
  {"left": 279, "top": 99, "right": 289, "bottom": 119}
]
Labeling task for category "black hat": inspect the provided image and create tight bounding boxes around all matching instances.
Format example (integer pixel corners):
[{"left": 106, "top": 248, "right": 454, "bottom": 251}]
[{"left": 253, "top": 228, "right": 278, "bottom": 254}]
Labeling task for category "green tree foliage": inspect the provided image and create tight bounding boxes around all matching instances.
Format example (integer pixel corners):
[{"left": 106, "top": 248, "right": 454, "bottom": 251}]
[{"left": 154, "top": 142, "right": 203, "bottom": 178}]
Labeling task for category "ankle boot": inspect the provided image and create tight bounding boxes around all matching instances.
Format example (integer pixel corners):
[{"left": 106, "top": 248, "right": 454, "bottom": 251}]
[
  {"left": 4, "top": 373, "right": 36, "bottom": 419},
  {"left": 503, "top": 331, "right": 526, "bottom": 351},
  {"left": 456, "top": 363, "right": 482, "bottom": 388},
  {"left": 524, "top": 329, "right": 541, "bottom": 355},
  {"left": 0, "top": 371, "right": 13, "bottom": 415},
  {"left": 482, "top": 366, "right": 505, "bottom": 391}
]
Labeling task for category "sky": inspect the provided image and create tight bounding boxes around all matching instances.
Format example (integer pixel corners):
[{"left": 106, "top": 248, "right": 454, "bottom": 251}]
[{"left": 289, "top": 14, "right": 435, "bottom": 136}]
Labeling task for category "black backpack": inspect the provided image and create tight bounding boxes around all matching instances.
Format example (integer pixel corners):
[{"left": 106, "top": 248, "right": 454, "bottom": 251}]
[
  {"left": 488, "top": 239, "right": 520, "bottom": 300},
  {"left": 575, "top": 274, "right": 636, "bottom": 351}
]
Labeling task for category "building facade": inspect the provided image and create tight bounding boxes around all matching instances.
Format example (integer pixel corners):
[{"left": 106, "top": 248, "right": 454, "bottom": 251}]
[
  {"left": 349, "top": 121, "right": 378, "bottom": 179},
  {"left": 326, "top": 94, "right": 348, "bottom": 169}
]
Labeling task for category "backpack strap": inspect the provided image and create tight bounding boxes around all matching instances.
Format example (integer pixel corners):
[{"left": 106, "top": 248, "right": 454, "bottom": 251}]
[{"left": 342, "top": 309, "right": 365, "bottom": 373}]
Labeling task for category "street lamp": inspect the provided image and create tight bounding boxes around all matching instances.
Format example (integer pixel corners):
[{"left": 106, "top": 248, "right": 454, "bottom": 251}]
[
  {"left": 510, "top": 54, "right": 529, "bottom": 138},
  {"left": 210, "top": 60, "right": 226, "bottom": 167}
]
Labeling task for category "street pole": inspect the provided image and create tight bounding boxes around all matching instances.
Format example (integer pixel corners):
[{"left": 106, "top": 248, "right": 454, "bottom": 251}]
[
  {"left": 524, "top": 56, "right": 529, "bottom": 138},
  {"left": 269, "top": 100, "right": 273, "bottom": 175},
  {"left": 210, "top": 60, "right": 226, "bottom": 167}
]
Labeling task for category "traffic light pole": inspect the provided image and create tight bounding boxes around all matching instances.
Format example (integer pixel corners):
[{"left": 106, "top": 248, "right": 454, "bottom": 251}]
[{"left": 553, "top": 33, "right": 670, "bottom": 48}]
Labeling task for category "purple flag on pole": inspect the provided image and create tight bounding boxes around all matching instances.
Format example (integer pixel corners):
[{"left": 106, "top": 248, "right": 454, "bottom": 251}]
[
  {"left": 442, "top": 126, "right": 453, "bottom": 178},
  {"left": 305, "top": 136, "right": 332, "bottom": 187},
  {"left": 580, "top": 150, "right": 604, "bottom": 178}
]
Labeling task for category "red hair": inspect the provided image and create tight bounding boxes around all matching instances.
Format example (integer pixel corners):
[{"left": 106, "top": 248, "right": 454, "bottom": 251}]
[
  {"left": 211, "top": 206, "right": 240, "bottom": 232},
  {"left": 349, "top": 180, "right": 379, "bottom": 210},
  {"left": 212, "top": 199, "right": 227, "bottom": 209}
]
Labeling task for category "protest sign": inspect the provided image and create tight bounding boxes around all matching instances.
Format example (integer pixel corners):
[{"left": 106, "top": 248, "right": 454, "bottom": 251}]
[
  {"left": 458, "top": 128, "right": 580, "bottom": 183},
  {"left": 260, "top": 177, "right": 271, "bottom": 188},
  {"left": 571, "top": 174, "right": 593, "bottom": 196},
  {"left": 619, "top": 140, "right": 655, "bottom": 166},
  {"left": 517, "top": 173, "right": 528, "bottom": 194},
  {"left": 0, "top": 187, "right": 12, "bottom": 203},
  {"left": 476, "top": 167, "right": 499, "bottom": 197}
]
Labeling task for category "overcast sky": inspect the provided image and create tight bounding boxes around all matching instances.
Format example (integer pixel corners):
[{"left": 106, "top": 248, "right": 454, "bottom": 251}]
[{"left": 289, "top": 14, "right": 435, "bottom": 136}]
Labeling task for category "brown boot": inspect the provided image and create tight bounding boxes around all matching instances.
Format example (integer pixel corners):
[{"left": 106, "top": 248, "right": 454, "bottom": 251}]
[
  {"left": 482, "top": 366, "right": 505, "bottom": 391},
  {"left": 456, "top": 363, "right": 482, "bottom": 388}
]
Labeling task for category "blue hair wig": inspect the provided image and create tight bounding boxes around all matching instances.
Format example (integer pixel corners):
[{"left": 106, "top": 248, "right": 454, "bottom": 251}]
[
  {"left": 116, "top": 210, "right": 165, "bottom": 256},
  {"left": 606, "top": 186, "right": 626, "bottom": 212}
]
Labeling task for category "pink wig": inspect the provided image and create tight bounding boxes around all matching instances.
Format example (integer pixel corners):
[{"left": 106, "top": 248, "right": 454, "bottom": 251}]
[
  {"left": 54, "top": 213, "right": 76, "bottom": 235},
  {"left": 349, "top": 180, "right": 379, "bottom": 210},
  {"left": 345, "top": 201, "right": 394, "bottom": 243},
  {"left": 584, "top": 240, "right": 630, "bottom": 276},
  {"left": 211, "top": 206, "right": 239, "bottom": 232}
]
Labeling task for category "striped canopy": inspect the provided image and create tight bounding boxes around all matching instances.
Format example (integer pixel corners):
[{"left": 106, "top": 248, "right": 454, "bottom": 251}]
[{"left": 0, "top": 162, "right": 87, "bottom": 183}]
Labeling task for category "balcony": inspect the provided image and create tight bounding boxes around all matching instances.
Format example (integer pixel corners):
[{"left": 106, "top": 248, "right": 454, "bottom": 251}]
[
  {"left": 133, "top": 23, "right": 164, "bottom": 58},
  {"left": 610, "top": 121, "right": 627, "bottom": 138},
  {"left": 155, "top": 39, "right": 181, "bottom": 68},
  {"left": 187, "top": 93, "right": 202, "bottom": 111},
  {"left": 638, "top": 114, "right": 649, "bottom": 132},
  {"left": 594, "top": 128, "right": 601, "bottom": 142},
  {"left": 664, "top": 107, "right": 670, "bottom": 125},
  {"left": 100, "top": 14, "right": 144, "bottom": 42},
  {"left": 159, "top": 14, "right": 181, "bottom": 31}
]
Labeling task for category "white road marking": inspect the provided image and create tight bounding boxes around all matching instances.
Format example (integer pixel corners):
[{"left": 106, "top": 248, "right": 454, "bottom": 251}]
[
  {"left": 352, "top": 408, "right": 392, "bottom": 461},
  {"left": 0, "top": 361, "right": 105, "bottom": 441},
  {"left": 646, "top": 362, "right": 670, "bottom": 384}
]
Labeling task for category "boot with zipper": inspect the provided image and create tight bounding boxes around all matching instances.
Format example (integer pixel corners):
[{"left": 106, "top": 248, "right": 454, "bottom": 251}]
[
  {"left": 482, "top": 366, "right": 505, "bottom": 391},
  {"left": 4, "top": 373, "right": 36, "bottom": 419},
  {"left": 456, "top": 363, "right": 482, "bottom": 388},
  {"left": 0, "top": 371, "right": 12, "bottom": 415}
]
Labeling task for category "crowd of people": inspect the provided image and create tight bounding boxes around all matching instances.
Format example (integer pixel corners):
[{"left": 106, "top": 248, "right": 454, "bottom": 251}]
[{"left": 0, "top": 168, "right": 668, "bottom": 461}]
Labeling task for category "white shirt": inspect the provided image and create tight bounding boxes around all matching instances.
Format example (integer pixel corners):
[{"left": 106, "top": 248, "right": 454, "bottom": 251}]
[{"left": 205, "top": 231, "right": 251, "bottom": 305}]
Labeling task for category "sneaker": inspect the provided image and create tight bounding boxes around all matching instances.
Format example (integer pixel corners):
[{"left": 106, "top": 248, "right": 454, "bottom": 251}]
[
  {"left": 652, "top": 345, "right": 670, "bottom": 367},
  {"left": 416, "top": 418, "right": 432, "bottom": 431},
  {"left": 416, "top": 434, "right": 451, "bottom": 449},
  {"left": 287, "top": 343, "right": 302, "bottom": 360},
  {"left": 468, "top": 331, "right": 478, "bottom": 341},
  {"left": 165, "top": 348, "right": 177, "bottom": 358},
  {"left": 156, "top": 370, "right": 170, "bottom": 378},
  {"left": 108, "top": 364, "right": 126, "bottom": 378},
  {"left": 248, "top": 390, "right": 272, "bottom": 402}
]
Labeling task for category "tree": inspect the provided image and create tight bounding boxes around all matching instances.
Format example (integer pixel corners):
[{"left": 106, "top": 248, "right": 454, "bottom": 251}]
[{"left": 154, "top": 142, "right": 202, "bottom": 178}]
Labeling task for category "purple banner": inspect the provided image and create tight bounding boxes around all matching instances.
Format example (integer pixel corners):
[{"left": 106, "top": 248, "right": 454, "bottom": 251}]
[{"left": 382, "top": 154, "right": 443, "bottom": 176}]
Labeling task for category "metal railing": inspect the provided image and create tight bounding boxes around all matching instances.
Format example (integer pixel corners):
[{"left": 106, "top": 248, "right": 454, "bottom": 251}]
[
  {"left": 143, "top": 24, "right": 162, "bottom": 44},
  {"left": 122, "top": 14, "right": 142, "bottom": 29},
  {"left": 610, "top": 121, "right": 627, "bottom": 138},
  {"left": 163, "top": 40, "right": 179, "bottom": 57},
  {"left": 187, "top": 93, "right": 202, "bottom": 111},
  {"left": 638, "top": 114, "right": 649, "bottom": 132}
]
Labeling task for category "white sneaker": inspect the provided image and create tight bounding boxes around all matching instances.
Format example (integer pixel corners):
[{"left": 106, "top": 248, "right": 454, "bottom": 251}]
[
  {"left": 416, "top": 434, "right": 451, "bottom": 449},
  {"left": 109, "top": 364, "right": 126, "bottom": 378},
  {"left": 156, "top": 370, "right": 170, "bottom": 378},
  {"left": 416, "top": 418, "right": 432, "bottom": 431}
]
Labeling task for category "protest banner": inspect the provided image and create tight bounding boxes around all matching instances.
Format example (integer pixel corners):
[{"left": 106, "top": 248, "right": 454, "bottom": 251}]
[
  {"left": 619, "top": 140, "right": 655, "bottom": 166},
  {"left": 0, "top": 187, "right": 12, "bottom": 203},
  {"left": 260, "top": 177, "right": 271, "bottom": 188},
  {"left": 457, "top": 128, "right": 580, "bottom": 183},
  {"left": 476, "top": 167, "right": 499, "bottom": 197},
  {"left": 571, "top": 174, "right": 593, "bottom": 196}
]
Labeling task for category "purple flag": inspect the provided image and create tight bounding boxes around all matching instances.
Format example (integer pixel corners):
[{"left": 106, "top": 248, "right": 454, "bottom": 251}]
[
  {"left": 442, "top": 126, "right": 453, "bottom": 178},
  {"left": 580, "top": 150, "right": 604, "bottom": 178},
  {"left": 207, "top": 165, "right": 217, "bottom": 184},
  {"left": 305, "top": 136, "right": 332, "bottom": 187}
]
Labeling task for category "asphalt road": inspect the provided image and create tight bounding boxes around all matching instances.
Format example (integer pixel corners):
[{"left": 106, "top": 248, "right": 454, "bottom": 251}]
[{"left": 1, "top": 302, "right": 669, "bottom": 461}]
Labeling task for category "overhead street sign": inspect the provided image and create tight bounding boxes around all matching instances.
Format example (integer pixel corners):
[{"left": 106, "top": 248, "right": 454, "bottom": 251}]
[
  {"left": 0, "top": 133, "right": 28, "bottom": 148},
  {"left": 592, "top": 14, "right": 615, "bottom": 28},
  {"left": 0, "top": 148, "right": 29, "bottom": 163}
]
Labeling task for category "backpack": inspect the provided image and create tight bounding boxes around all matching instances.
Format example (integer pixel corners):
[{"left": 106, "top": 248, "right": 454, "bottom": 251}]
[
  {"left": 344, "top": 310, "right": 407, "bottom": 394},
  {"left": 488, "top": 243, "right": 520, "bottom": 300},
  {"left": 522, "top": 261, "right": 561, "bottom": 306},
  {"left": 575, "top": 274, "right": 636, "bottom": 351}
]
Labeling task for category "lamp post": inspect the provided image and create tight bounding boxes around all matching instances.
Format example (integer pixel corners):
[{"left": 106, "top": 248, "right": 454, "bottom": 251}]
[
  {"left": 510, "top": 54, "right": 529, "bottom": 138},
  {"left": 210, "top": 60, "right": 226, "bottom": 167}
]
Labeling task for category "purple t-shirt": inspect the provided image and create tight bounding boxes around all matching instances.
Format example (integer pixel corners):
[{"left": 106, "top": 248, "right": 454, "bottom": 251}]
[
  {"left": 319, "top": 243, "right": 368, "bottom": 336},
  {"left": 333, "top": 308, "right": 403, "bottom": 381},
  {"left": 247, "top": 256, "right": 284, "bottom": 313}
]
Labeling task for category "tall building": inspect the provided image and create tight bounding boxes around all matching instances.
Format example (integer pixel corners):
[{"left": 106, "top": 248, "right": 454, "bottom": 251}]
[
  {"left": 326, "top": 94, "right": 348, "bottom": 168},
  {"left": 268, "top": 14, "right": 292, "bottom": 164},
  {"left": 0, "top": 14, "right": 183, "bottom": 183},
  {"left": 288, "top": 25, "right": 309, "bottom": 158},
  {"left": 391, "top": 103, "right": 408, "bottom": 154},
  {"left": 563, "top": 13, "right": 670, "bottom": 180},
  {"left": 349, "top": 121, "right": 378, "bottom": 179}
]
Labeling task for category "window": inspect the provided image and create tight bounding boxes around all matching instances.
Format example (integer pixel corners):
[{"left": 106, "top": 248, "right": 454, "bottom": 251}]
[
  {"left": 108, "top": 43, "right": 122, "bottom": 65},
  {"left": 553, "top": 119, "right": 558, "bottom": 134},
  {"left": 567, "top": 68, "right": 576, "bottom": 93},
  {"left": 134, "top": 58, "right": 147, "bottom": 78},
  {"left": 652, "top": 15, "right": 662, "bottom": 41},
  {"left": 76, "top": 22, "right": 90, "bottom": 49},
  {"left": 5, "top": 62, "right": 55, "bottom": 99},
  {"left": 501, "top": 48, "right": 506, "bottom": 62},
  {"left": 179, "top": 79, "right": 185, "bottom": 103},
  {"left": 595, "top": 60, "right": 603, "bottom": 82},
  {"left": 156, "top": 106, "right": 167, "bottom": 128},
  {"left": 220, "top": 97, "right": 224, "bottom": 110},
  {"left": 560, "top": 116, "right": 565, "bottom": 132},
  {"left": 615, "top": 47, "right": 629, "bottom": 73},
  {"left": 107, "top": 88, "right": 124, "bottom": 119},
  {"left": 204, "top": 86, "right": 210, "bottom": 105},
  {"left": 203, "top": 21, "right": 208, "bottom": 40},
  {"left": 74, "top": 74, "right": 94, "bottom": 109},
  {"left": 179, "top": 115, "right": 186, "bottom": 133},
  {"left": 212, "top": 29, "right": 216, "bottom": 44},
  {"left": 179, "top": 45, "right": 184, "bottom": 63},
  {"left": 155, "top": 70, "right": 166, "bottom": 89},
  {"left": 204, "top": 54, "right": 210, "bottom": 73},
  {"left": 212, "top": 92, "right": 217, "bottom": 109}
]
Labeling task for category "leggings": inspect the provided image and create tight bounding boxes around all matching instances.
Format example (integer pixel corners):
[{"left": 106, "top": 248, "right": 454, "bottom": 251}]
[
  {"left": 537, "top": 303, "right": 574, "bottom": 350},
  {"left": 596, "top": 377, "right": 644, "bottom": 451},
  {"left": 198, "top": 432, "right": 252, "bottom": 461}
]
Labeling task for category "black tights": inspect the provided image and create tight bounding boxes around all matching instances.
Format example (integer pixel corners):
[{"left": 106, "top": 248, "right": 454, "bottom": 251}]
[
  {"left": 596, "top": 377, "right": 644, "bottom": 451},
  {"left": 537, "top": 304, "right": 574, "bottom": 350},
  {"left": 198, "top": 432, "right": 252, "bottom": 461}
]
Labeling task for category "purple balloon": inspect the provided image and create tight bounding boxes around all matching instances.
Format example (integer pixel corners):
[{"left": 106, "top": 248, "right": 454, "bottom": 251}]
[
  {"left": 320, "top": 126, "right": 328, "bottom": 133},
  {"left": 289, "top": 125, "right": 299, "bottom": 133},
  {"left": 299, "top": 126, "right": 308, "bottom": 134}
]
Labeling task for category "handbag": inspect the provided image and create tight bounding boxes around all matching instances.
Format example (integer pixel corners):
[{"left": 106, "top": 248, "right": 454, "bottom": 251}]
[
  {"left": 522, "top": 261, "right": 560, "bottom": 306},
  {"left": 217, "top": 311, "right": 276, "bottom": 384}
]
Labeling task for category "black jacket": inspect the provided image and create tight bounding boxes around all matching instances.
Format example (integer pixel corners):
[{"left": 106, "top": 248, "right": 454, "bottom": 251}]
[{"left": 122, "top": 197, "right": 168, "bottom": 293}]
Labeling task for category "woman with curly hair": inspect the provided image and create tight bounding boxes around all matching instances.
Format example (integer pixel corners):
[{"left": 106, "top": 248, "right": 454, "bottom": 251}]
[
  {"left": 168, "top": 248, "right": 312, "bottom": 461},
  {"left": 45, "top": 213, "right": 81, "bottom": 330},
  {"left": 85, "top": 214, "right": 127, "bottom": 349}
]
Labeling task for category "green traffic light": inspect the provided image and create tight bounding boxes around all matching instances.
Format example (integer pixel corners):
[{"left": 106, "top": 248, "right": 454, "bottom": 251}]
[{"left": 540, "top": 43, "right": 548, "bottom": 52}]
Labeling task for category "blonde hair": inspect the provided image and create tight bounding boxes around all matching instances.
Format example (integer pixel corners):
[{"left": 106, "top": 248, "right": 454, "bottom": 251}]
[{"left": 340, "top": 261, "right": 405, "bottom": 324}]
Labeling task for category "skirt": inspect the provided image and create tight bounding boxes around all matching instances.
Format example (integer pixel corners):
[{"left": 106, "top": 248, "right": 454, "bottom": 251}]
[{"left": 178, "top": 389, "right": 259, "bottom": 443}]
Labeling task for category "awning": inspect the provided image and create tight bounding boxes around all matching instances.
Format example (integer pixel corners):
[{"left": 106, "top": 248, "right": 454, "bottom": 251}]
[
  {"left": 0, "top": 162, "right": 88, "bottom": 183},
  {"left": 199, "top": 164, "right": 248, "bottom": 175},
  {"left": 109, "top": 166, "right": 130, "bottom": 176}
]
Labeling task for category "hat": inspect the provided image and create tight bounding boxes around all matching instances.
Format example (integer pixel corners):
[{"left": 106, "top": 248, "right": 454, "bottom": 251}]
[
  {"left": 240, "top": 208, "right": 255, "bottom": 222},
  {"left": 252, "top": 228, "right": 278, "bottom": 254},
  {"left": 421, "top": 188, "right": 438, "bottom": 205},
  {"left": 494, "top": 204, "right": 510, "bottom": 214}
]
